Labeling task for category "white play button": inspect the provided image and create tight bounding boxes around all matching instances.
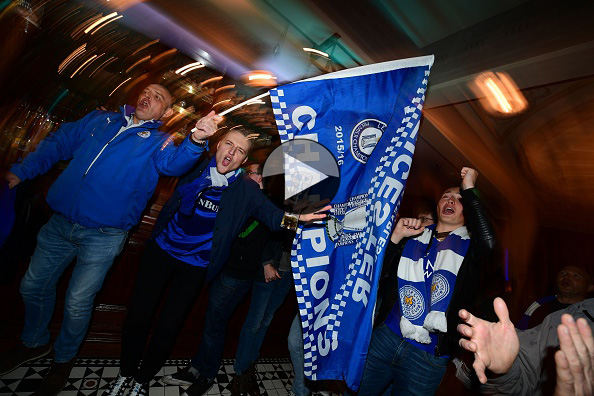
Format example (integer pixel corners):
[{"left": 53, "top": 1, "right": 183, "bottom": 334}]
[
  {"left": 262, "top": 139, "right": 341, "bottom": 213},
  {"left": 283, "top": 153, "right": 329, "bottom": 200}
]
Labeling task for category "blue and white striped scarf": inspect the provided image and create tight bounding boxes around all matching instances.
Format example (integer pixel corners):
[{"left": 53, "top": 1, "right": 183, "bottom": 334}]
[
  {"left": 397, "top": 224, "right": 470, "bottom": 343},
  {"left": 178, "top": 157, "right": 241, "bottom": 216}
]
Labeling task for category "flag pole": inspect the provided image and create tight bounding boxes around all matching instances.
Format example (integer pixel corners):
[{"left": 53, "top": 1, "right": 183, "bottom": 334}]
[{"left": 191, "top": 91, "right": 271, "bottom": 133}]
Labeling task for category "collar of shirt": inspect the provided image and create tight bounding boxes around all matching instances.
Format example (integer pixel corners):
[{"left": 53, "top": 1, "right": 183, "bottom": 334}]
[{"left": 125, "top": 114, "right": 154, "bottom": 127}]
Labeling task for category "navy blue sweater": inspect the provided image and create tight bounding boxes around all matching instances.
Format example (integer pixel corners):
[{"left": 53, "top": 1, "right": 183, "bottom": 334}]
[{"left": 152, "top": 158, "right": 285, "bottom": 281}]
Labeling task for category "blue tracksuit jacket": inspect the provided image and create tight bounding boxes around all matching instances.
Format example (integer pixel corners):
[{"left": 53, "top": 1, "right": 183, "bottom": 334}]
[{"left": 10, "top": 105, "right": 205, "bottom": 230}]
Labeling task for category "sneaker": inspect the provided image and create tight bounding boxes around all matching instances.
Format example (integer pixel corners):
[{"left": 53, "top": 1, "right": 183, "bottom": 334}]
[
  {"left": 104, "top": 374, "right": 132, "bottom": 396},
  {"left": 181, "top": 375, "right": 214, "bottom": 396},
  {"left": 162, "top": 366, "right": 199, "bottom": 386},
  {"left": 128, "top": 380, "right": 148, "bottom": 396},
  {"left": 0, "top": 342, "right": 52, "bottom": 376},
  {"left": 229, "top": 373, "right": 248, "bottom": 396},
  {"left": 34, "top": 357, "right": 77, "bottom": 396},
  {"left": 245, "top": 364, "right": 260, "bottom": 396}
]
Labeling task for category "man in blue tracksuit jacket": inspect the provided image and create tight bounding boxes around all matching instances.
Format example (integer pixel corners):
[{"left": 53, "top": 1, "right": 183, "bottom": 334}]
[{"left": 1, "top": 84, "right": 222, "bottom": 395}]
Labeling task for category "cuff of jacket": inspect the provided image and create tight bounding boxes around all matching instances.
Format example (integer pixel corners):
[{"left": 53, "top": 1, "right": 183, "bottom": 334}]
[
  {"left": 9, "top": 166, "right": 27, "bottom": 183},
  {"left": 185, "top": 134, "right": 208, "bottom": 152}
]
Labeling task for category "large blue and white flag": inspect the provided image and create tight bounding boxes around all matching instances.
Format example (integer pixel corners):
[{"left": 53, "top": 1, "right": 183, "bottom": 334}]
[{"left": 270, "top": 55, "right": 434, "bottom": 390}]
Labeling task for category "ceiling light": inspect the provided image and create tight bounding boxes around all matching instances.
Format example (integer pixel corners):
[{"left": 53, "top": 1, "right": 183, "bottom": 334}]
[
  {"left": 109, "top": 77, "right": 131, "bottom": 96},
  {"left": 472, "top": 71, "right": 527, "bottom": 116},
  {"left": 130, "top": 39, "right": 160, "bottom": 57},
  {"left": 58, "top": 44, "right": 87, "bottom": 73},
  {"left": 90, "top": 15, "right": 123, "bottom": 35},
  {"left": 175, "top": 61, "right": 203, "bottom": 74},
  {"left": 214, "top": 85, "right": 235, "bottom": 93},
  {"left": 303, "top": 47, "right": 330, "bottom": 58},
  {"left": 84, "top": 12, "right": 118, "bottom": 34},
  {"left": 70, "top": 54, "right": 98, "bottom": 78},
  {"left": 180, "top": 64, "right": 205, "bottom": 76},
  {"left": 200, "top": 76, "right": 223, "bottom": 86},
  {"left": 126, "top": 55, "right": 151, "bottom": 74},
  {"left": 248, "top": 73, "right": 276, "bottom": 81}
]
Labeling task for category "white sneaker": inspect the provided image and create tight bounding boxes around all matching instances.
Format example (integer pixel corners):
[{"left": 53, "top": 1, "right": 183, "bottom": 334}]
[
  {"left": 128, "top": 380, "right": 148, "bottom": 396},
  {"left": 103, "top": 374, "right": 131, "bottom": 396}
]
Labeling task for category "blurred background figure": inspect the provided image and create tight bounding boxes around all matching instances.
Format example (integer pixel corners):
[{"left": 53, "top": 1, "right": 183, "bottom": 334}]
[{"left": 517, "top": 265, "right": 594, "bottom": 330}]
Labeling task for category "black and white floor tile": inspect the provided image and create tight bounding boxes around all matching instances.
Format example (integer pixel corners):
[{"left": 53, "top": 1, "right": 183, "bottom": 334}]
[{"left": 0, "top": 357, "right": 299, "bottom": 396}]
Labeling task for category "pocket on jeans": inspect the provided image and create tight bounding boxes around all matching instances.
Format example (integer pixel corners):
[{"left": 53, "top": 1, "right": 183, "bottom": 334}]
[
  {"left": 422, "top": 350, "right": 448, "bottom": 368},
  {"left": 219, "top": 273, "right": 239, "bottom": 289},
  {"left": 98, "top": 227, "right": 127, "bottom": 235}
]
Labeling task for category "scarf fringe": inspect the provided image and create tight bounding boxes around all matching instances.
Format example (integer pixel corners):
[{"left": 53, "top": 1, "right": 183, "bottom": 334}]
[
  {"left": 423, "top": 311, "right": 447, "bottom": 333},
  {"left": 400, "top": 316, "right": 431, "bottom": 344}
]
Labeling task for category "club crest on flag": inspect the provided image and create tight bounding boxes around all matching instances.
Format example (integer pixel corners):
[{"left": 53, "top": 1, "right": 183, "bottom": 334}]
[{"left": 350, "top": 119, "right": 386, "bottom": 163}]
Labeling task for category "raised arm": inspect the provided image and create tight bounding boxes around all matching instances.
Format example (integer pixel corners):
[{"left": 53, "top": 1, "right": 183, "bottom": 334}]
[
  {"left": 459, "top": 167, "right": 497, "bottom": 251},
  {"left": 152, "top": 111, "right": 223, "bottom": 176}
]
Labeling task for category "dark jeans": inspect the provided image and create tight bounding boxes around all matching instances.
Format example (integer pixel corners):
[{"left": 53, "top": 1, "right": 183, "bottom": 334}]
[
  {"left": 190, "top": 272, "right": 253, "bottom": 379},
  {"left": 234, "top": 270, "right": 292, "bottom": 374},
  {"left": 358, "top": 324, "right": 448, "bottom": 396},
  {"left": 120, "top": 241, "right": 207, "bottom": 384},
  {"left": 20, "top": 214, "right": 127, "bottom": 362}
]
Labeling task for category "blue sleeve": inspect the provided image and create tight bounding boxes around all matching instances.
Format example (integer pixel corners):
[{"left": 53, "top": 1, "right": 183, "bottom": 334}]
[
  {"left": 10, "top": 111, "right": 100, "bottom": 181},
  {"left": 152, "top": 135, "right": 206, "bottom": 176}
]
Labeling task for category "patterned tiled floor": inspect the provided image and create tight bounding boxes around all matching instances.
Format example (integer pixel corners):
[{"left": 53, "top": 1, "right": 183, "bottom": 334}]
[{"left": 0, "top": 357, "right": 297, "bottom": 395}]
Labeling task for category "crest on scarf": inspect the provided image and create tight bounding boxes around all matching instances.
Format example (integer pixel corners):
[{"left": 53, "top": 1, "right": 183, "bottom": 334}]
[
  {"left": 399, "top": 285, "right": 425, "bottom": 320},
  {"left": 430, "top": 273, "right": 450, "bottom": 305},
  {"left": 137, "top": 130, "right": 151, "bottom": 138}
]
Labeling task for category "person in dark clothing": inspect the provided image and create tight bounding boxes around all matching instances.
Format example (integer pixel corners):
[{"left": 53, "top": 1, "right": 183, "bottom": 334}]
[
  {"left": 161, "top": 163, "right": 285, "bottom": 396},
  {"left": 358, "top": 167, "right": 497, "bottom": 396},
  {"left": 229, "top": 231, "right": 295, "bottom": 396},
  {"left": 105, "top": 132, "right": 329, "bottom": 396},
  {"left": 517, "top": 265, "right": 594, "bottom": 330}
]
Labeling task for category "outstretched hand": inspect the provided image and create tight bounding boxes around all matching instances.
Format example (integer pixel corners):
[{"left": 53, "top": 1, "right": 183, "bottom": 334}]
[
  {"left": 457, "top": 297, "right": 519, "bottom": 383},
  {"left": 192, "top": 110, "right": 223, "bottom": 141},
  {"left": 390, "top": 217, "right": 425, "bottom": 244},
  {"left": 554, "top": 314, "right": 594, "bottom": 396},
  {"left": 299, "top": 204, "right": 332, "bottom": 223}
]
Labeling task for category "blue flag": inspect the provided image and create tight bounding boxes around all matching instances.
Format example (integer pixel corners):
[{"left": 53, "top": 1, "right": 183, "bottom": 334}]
[{"left": 270, "top": 56, "right": 434, "bottom": 390}]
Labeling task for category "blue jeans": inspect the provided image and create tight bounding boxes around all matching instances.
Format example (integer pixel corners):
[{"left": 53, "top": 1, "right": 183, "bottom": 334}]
[
  {"left": 20, "top": 214, "right": 127, "bottom": 362},
  {"left": 191, "top": 273, "right": 253, "bottom": 379},
  {"left": 287, "top": 314, "right": 309, "bottom": 396},
  {"left": 358, "top": 324, "right": 448, "bottom": 396},
  {"left": 234, "top": 270, "right": 292, "bottom": 374}
]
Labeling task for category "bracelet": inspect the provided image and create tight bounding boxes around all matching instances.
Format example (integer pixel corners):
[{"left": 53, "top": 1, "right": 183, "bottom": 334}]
[
  {"left": 189, "top": 134, "right": 207, "bottom": 147},
  {"left": 281, "top": 212, "right": 299, "bottom": 231}
]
